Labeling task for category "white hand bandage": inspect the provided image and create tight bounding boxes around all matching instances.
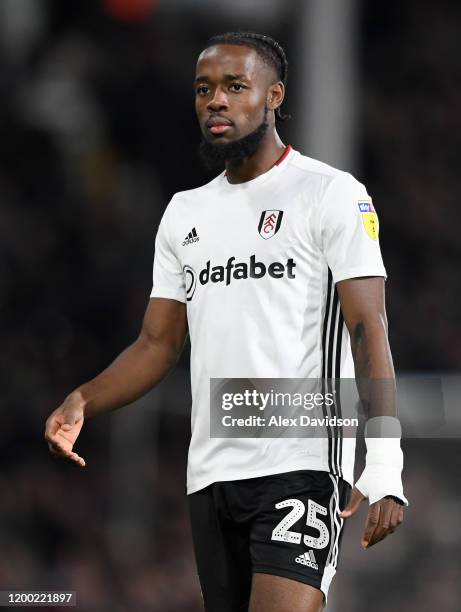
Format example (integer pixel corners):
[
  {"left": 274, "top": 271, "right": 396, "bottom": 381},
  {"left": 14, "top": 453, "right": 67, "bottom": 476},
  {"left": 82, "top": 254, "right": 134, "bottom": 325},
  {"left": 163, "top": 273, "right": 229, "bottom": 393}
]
[{"left": 354, "top": 416, "right": 409, "bottom": 506}]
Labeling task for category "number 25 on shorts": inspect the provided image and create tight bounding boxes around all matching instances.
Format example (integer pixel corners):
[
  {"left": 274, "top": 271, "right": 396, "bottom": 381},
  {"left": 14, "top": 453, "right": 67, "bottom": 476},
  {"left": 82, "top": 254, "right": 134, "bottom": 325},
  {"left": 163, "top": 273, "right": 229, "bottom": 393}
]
[{"left": 271, "top": 498, "right": 329, "bottom": 549}]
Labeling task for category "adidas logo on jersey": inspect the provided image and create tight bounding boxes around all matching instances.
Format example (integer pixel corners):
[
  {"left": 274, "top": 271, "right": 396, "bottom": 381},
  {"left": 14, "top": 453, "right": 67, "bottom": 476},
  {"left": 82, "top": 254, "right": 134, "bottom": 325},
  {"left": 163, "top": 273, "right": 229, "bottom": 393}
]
[
  {"left": 295, "top": 550, "right": 318, "bottom": 570},
  {"left": 182, "top": 228, "right": 199, "bottom": 246}
]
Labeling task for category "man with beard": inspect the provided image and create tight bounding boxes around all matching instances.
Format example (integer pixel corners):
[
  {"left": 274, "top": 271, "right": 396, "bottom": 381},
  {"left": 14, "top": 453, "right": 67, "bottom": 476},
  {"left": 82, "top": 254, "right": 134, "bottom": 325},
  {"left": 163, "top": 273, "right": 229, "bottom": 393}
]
[{"left": 45, "top": 32, "right": 407, "bottom": 612}]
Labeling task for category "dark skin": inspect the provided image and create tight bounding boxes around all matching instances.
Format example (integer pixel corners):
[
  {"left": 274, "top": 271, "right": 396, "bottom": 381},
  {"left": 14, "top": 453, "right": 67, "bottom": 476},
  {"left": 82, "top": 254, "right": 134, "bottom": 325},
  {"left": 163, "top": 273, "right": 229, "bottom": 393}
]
[
  {"left": 195, "top": 44, "right": 286, "bottom": 183},
  {"left": 337, "top": 277, "right": 404, "bottom": 549},
  {"left": 45, "top": 298, "right": 188, "bottom": 466},
  {"left": 45, "top": 44, "right": 404, "bottom": 612}
]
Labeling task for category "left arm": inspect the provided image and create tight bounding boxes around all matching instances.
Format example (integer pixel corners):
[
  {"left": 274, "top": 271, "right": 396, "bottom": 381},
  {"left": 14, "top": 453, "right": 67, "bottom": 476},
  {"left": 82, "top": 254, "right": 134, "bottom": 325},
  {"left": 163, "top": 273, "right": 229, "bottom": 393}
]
[
  {"left": 336, "top": 276, "right": 406, "bottom": 548},
  {"left": 338, "top": 276, "right": 395, "bottom": 418}
]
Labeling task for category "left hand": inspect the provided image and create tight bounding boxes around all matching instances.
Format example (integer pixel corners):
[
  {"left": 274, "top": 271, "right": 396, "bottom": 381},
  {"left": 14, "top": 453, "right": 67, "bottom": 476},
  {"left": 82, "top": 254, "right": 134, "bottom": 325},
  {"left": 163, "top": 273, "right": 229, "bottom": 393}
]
[{"left": 339, "top": 487, "right": 404, "bottom": 548}]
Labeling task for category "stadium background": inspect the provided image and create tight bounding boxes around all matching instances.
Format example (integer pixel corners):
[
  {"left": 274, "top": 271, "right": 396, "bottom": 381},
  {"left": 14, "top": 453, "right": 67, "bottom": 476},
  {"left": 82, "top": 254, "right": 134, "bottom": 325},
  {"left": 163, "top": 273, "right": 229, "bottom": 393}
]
[{"left": 1, "top": 0, "right": 460, "bottom": 610}]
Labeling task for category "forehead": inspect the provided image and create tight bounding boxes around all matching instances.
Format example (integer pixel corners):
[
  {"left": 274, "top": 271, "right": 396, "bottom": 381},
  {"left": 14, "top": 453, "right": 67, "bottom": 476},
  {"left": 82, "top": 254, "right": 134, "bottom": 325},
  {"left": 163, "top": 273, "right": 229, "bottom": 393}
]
[{"left": 196, "top": 44, "right": 270, "bottom": 80}]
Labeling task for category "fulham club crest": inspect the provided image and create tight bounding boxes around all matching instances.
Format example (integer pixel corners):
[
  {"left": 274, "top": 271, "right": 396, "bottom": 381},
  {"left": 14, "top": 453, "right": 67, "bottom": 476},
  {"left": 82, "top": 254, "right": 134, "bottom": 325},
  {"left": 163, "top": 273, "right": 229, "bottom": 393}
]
[{"left": 258, "top": 210, "right": 284, "bottom": 239}]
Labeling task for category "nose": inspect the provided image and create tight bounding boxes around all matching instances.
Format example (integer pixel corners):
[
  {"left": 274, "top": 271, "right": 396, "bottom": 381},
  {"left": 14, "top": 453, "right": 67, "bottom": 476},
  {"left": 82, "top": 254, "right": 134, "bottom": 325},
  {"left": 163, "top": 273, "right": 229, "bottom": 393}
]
[{"left": 206, "top": 87, "right": 229, "bottom": 112}]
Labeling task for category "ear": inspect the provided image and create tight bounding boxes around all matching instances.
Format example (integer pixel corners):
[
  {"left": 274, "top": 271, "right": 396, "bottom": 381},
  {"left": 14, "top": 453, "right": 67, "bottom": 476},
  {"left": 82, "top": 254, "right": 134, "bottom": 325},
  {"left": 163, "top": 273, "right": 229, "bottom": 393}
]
[{"left": 267, "top": 81, "right": 285, "bottom": 113}]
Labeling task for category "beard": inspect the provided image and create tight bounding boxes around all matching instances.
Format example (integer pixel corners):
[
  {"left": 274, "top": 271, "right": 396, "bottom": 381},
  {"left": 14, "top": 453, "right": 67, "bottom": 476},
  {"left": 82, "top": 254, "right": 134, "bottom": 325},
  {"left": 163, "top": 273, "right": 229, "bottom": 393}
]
[{"left": 199, "top": 107, "right": 269, "bottom": 171}]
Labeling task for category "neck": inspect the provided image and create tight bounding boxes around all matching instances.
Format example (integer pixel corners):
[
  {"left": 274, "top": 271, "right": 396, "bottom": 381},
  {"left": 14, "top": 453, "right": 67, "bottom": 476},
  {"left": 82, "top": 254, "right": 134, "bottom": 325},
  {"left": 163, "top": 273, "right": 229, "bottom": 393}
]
[{"left": 225, "top": 130, "right": 286, "bottom": 184}]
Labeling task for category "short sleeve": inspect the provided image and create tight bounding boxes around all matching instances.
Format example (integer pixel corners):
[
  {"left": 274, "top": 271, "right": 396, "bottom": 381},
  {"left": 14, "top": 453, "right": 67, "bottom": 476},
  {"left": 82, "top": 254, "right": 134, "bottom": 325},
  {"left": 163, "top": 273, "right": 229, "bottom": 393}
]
[
  {"left": 317, "top": 172, "right": 387, "bottom": 284},
  {"left": 150, "top": 206, "right": 186, "bottom": 303}
]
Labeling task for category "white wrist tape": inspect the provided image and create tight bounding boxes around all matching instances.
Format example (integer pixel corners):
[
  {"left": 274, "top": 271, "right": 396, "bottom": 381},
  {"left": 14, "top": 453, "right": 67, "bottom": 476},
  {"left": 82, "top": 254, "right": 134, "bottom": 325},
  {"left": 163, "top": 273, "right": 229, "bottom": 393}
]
[{"left": 355, "top": 416, "right": 409, "bottom": 506}]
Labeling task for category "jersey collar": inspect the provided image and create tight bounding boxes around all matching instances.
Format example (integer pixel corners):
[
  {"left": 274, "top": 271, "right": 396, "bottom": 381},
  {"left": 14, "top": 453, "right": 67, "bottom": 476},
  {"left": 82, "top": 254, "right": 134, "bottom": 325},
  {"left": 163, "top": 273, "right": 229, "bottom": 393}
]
[{"left": 220, "top": 145, "right": 294, "bottom": 190}]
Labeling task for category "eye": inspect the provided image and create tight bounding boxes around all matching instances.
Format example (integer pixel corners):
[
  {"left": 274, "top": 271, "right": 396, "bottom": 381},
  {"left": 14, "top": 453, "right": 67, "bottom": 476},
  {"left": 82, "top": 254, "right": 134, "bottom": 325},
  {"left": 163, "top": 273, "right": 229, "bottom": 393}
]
[
  {"left": 230, "top": 83, "right": 246, "bottom": 92},
  {"left": 196, "top": 85, "right": 209, "bottom": 95}
]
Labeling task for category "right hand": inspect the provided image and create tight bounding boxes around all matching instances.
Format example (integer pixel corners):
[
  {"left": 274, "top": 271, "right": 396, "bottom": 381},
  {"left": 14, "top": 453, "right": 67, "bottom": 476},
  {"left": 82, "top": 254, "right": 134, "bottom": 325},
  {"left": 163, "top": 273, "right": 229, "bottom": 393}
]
[{"left": 45, "top": 392, "right": 86, "bottom": 467}]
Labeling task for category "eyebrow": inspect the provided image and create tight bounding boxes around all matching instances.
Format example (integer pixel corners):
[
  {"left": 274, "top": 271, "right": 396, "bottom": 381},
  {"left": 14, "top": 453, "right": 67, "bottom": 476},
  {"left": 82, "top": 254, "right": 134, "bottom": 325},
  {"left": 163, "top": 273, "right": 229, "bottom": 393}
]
[{"left": 193, "top": 73, "right": 249, "bottom": 85}]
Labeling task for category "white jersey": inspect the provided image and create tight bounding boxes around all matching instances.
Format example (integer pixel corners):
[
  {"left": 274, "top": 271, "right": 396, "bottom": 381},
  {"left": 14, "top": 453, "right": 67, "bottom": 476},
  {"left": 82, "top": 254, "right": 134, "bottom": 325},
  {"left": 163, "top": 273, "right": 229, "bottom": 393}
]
[{"left": 150, "top": 146, "right": 386, "bottom": 494}]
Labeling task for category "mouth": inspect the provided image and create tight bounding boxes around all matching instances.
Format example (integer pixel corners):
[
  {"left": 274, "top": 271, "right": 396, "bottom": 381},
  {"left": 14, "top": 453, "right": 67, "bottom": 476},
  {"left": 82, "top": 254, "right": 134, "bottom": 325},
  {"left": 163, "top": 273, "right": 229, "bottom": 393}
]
[
  {"left": 205, "top": 115, "right": 234, "bottom": 137},
  {"left": 208, "top": 124, "right": 233, "bottom": 135}
]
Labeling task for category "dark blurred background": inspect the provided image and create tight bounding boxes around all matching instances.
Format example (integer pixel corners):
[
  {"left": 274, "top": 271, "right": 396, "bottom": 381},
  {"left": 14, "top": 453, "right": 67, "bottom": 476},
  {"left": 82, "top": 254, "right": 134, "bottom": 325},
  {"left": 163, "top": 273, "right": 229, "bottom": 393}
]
[{"left": 1, "top": 1, "right": 460, "bottom": 610}]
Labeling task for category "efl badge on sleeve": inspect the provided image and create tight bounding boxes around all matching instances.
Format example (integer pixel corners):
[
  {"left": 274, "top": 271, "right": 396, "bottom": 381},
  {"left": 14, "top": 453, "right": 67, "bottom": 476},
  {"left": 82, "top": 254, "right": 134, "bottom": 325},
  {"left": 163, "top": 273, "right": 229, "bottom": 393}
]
[
  {"left": 258, "top": 210, "right": 284, "bottom": 240},
  {"left": 358, "top": 201, "right": 379, "bottom": 241}
]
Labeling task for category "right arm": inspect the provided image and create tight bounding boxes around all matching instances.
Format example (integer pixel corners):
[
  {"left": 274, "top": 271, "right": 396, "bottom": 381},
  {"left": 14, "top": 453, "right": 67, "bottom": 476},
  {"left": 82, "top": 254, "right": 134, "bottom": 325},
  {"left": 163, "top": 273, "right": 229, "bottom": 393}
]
[{"left": 44, "top": 297, "right": 187, "bottom": 465}]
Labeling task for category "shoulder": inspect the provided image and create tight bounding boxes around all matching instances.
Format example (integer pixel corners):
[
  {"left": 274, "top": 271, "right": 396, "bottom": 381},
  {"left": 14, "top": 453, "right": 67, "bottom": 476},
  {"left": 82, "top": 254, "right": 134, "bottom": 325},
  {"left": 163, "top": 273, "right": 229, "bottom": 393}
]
[
  {"left": 288, "top": 150, "right": 366, "bottom": 202},
  {"left": 166, "top": 174, "right": 222, "bottom": 212},
  {"left": 290, "top": 150, "right": 343, "bottom": 179},
  {"left": 158, "top": 174, "right": 222, "bottom": 241}
]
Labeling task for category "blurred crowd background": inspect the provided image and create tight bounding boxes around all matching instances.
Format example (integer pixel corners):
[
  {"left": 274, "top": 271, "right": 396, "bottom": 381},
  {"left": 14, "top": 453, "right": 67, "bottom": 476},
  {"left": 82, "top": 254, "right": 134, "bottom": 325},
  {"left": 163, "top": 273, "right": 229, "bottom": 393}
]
[{"left": 1, "top": 0, "right": 460, "bottom": 610}]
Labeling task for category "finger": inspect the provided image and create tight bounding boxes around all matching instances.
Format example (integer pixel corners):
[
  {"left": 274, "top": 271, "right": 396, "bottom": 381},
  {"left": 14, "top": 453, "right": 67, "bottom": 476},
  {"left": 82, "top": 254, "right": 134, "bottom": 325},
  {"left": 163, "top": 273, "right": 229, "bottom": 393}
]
[
  {"left": 67, "top": 452, "right": 86, "bottom": 467},
  {"left": 48, "top": 444, "right": 62, "bottom": 457},
  {"left": 48, "top": 443, "right": 86, "bottom": 467},
  {"left": 380, "top": 499, "right": 394, "bottom": 530},
  {"left": 367, "top": 531, "right": 389, "bottom": 547},
  {"left": 365, "top": 499, "right": 401, "bottom": 547},
  {"left": 47, "top": 438, "right": 66, "bottom": 454},
  {"left": 47, "top": 432, "right": 73, "bottom": 451},
  {"left": 389, "top": 503, "right": 401, "bottom": 531},
  {"left": 368, "top": 499, "right": 394, "bottom": 546},
  {"left": 44, "top": 417, "right": 62, "bottom": 441},
  {"left": 62, "top": 449, "right": 86, "bottom": 467},
  {"left": 339, "top": 487, "right": 365, "bottom": 518},
  {"left": 362, "top": 502, "right": 381, "bottom": 548}
]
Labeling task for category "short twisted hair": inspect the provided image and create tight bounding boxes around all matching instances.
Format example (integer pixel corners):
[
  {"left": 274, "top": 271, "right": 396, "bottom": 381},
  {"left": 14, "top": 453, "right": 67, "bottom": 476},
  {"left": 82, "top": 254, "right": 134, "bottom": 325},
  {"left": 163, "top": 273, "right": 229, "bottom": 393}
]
[{"left": 204, "top": 31, "right": 291, "bottom": 122}]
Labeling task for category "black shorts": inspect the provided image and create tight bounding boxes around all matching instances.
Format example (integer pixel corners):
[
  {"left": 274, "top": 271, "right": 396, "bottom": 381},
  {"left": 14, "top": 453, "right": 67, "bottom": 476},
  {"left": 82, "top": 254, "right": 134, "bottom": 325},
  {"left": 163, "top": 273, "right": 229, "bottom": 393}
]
[{"left": 188, "top": 470, "right": 351, "bottom": 612}]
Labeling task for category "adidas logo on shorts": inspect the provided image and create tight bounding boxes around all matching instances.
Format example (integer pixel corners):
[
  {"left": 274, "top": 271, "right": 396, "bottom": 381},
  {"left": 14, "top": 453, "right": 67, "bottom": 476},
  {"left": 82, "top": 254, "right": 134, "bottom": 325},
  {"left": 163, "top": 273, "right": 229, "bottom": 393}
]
[
  {"left": 295, "top": 550, "right": 318, "bottom": 570},
  {"left": 182, "top": 227, "right": 199, "bottom": 246}
]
